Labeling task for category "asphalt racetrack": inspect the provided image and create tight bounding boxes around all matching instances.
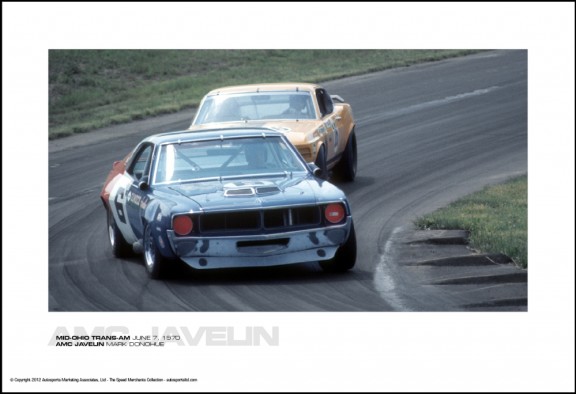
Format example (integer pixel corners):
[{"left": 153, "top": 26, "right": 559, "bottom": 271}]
[{"left": 49, "top": 50, "right": 527, "bottom": 311}]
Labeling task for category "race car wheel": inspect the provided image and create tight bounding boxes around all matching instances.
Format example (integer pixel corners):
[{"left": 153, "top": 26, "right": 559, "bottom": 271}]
[
  {"left": 320, "top": 221, "right": 357, "bottom": 272},
  {"left": 336, "top": 131, "right": 357, "bottom": 182},
  {"left": 315, "top": 145, "right": 328, "bottom": 179},
  {"left": 143, "top": 224, "right": 167, "bottom": 279},
  {"left": 107, "top": 209, "right": 132, "bottom": 258}
]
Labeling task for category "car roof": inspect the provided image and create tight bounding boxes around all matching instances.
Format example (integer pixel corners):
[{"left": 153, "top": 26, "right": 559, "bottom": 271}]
[
  {"left": 144, "top": 127, "right": 285, "bottom": 145},
  {"left": 205, "top": 83, "right": 320, "bottom": 96}
]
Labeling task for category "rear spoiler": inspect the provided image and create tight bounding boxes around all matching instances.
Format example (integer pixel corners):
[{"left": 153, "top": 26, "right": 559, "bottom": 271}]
[{"left": 330, "top": 94, "right": 345, "bottom": 103}]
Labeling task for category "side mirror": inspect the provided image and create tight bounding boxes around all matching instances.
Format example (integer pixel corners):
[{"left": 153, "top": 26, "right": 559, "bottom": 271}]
[
  {"left": 307, "top": 162, "right": 322, "bottom": 177},
  {"left": 138, "top": 175, "right": 150, "bottom": 191}
]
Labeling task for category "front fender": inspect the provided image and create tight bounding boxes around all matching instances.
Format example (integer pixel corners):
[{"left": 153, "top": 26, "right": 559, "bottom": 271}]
[{"left": 143, "top": 201, "right": 178, "bottom": 260}]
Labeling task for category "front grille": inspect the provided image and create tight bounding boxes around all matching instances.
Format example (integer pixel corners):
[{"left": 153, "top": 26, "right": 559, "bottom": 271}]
[
  {"left": 200, "top": 211, "right": 260, "bottom": 233},
  {"left": 237, "top": 239, "right": 289, "bottom": 248},
  {"left": 263, "top": 206, "right": 320, "bottom": 229},
  {"left": 198, "top": 206, "right": 322, "bottom": 235}
]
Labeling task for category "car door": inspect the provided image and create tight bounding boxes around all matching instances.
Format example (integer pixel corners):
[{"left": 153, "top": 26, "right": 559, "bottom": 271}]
[
  {"left": 124, "top": 143, "right": 154, "bottom": 240},
  {"left": 315, "top": 88, "right": 340, "bottom": 162}
]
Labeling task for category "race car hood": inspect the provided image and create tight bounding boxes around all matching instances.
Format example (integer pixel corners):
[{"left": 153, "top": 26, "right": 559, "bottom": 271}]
[
  {"left": 165, "top": 174, "right": 341, "bottom": 213},
  {"left": 189, "top": 120, "right": 323, "bottom": 146}
]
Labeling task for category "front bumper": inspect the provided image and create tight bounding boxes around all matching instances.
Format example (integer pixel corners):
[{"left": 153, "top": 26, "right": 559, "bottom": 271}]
[{"left": 166, "top": 218, "right": 352, "bottom": 269}]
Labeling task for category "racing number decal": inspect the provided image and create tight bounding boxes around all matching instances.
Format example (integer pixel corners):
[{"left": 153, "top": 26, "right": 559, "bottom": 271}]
[
  {"left": 114, "top": 187, "right": 127, "bottom": 224},
  {"left": 332, "top": 119, "right": 339, "bottom": 153},
  {"left": 325, "top": 118, "right": 339, "bottom": 154},
  {"left": 109, "top": 174, "right": 138, "bottom": 245}
]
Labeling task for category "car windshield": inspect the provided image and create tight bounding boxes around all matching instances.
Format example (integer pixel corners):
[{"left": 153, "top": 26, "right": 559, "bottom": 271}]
[
  {"left": 193, "top": 92, "right": 316, "bottom": 124},
  {"left": 153, "top": 136, "right": 308, "bottom": 185}
]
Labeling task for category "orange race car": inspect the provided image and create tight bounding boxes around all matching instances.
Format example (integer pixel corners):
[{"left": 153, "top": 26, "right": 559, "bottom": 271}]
[{"left": 189, "top": 83, "right": 357, "bottom": 181}]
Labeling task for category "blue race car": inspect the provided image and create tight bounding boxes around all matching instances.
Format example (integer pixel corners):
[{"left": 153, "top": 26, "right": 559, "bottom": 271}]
[{"left": 101, "top": 127, "right": 356, "bottom": 279}]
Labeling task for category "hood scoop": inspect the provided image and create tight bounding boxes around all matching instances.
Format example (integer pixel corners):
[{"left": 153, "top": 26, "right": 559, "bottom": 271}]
[{"left": 223, "top": 185, "right": 281, "bottom": 197}]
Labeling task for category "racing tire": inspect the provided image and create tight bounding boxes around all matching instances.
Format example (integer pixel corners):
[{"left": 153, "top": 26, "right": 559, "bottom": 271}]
[
  {"left": 107, "top": 209, "right": 132, "bottom": 258},
  {"left": 320, "top": 222, "right": 357, "bottom": 272},
  {"left": 336, "top": 131, "right": 357, "bottom": 182},
  {"left": 143, "top": 224, "right": 169, "bottom": 279},
  {"left": 315, "top": 145, "right": 328, "bottom": 179}
]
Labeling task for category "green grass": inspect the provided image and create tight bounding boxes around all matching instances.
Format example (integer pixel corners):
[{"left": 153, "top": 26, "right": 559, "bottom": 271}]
[
  {"left": 49, "top": 49, "right": 481, "bottom": 139},
  {"left": 414, "top": 176, "right": 528, "bottom": 268}
]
